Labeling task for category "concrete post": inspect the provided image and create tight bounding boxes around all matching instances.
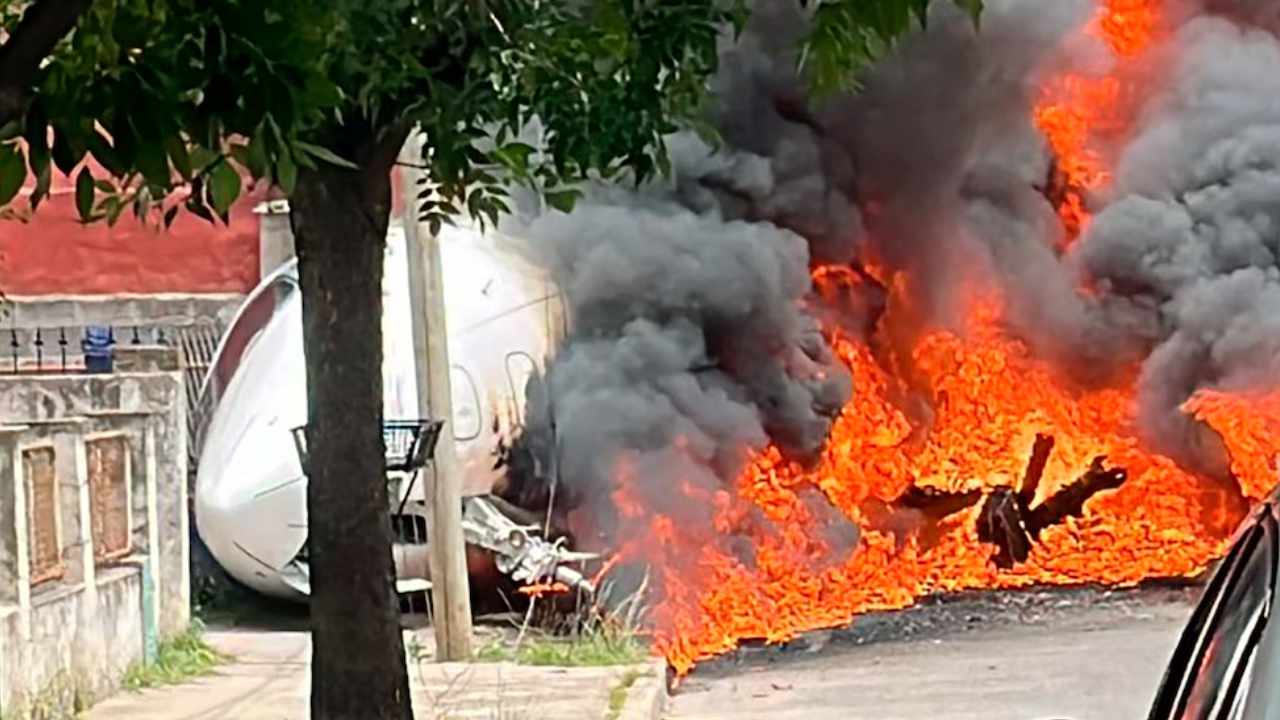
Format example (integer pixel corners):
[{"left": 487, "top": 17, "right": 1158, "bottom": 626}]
[
  {"left": 398, "top": 132, "right": 473, "bottom": 660},
  {"left": 256, "top": 200, "right": 296, "bottom": 278},
  {"left": 144, "top": 419, "right": 161, "bottom": 647}
]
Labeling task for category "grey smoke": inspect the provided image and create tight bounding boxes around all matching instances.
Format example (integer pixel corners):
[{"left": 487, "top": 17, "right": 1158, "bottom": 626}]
[
  {"left": 808, "top": 0, "right": 1280, "bottom": 486},
  {"left": 505, "top": 0, "right": 1280, "bottom": 549},
  {"left": 504, "top": 190, "right": 851, "bottom": 531},
  {"left": 1073, "top": 12, "right": 1280, "bottom": 479}
]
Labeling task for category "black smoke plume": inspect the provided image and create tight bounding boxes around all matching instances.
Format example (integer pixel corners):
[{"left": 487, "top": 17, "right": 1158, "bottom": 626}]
[{"left": 500, "top": 0, "right": 1280, "bottom": 548}]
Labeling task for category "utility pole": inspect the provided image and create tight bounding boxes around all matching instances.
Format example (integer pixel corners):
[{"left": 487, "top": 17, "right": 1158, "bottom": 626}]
[{"left": 399, "top": 131, "right": 473, "bottom": 660}]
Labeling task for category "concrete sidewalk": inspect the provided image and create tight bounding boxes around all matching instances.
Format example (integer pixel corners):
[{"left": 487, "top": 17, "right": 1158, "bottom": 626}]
[{"left": 86, "top": 628, "right": 667, "bottom": 720}]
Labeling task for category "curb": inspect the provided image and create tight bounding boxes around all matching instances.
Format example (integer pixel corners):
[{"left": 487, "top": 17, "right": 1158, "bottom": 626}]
[{"left": 616, "top": 660, "right": 670, "bottom": 720}]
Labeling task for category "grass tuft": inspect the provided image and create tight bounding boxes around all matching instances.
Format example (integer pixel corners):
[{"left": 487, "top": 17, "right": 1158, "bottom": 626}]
[
  {"left": 475, "top": 638, "right": 514, "bottom": 663},
  {"left": 606, "top": 669, "right": 647, "bottom": 720},
  {"left": 122, "top": 621, "right": 228, "bottom": 691},
  {"left": 514, "top": 622, "right": 646, "bottom": 667},
  {"left": 470, "top": 619, "right": 647, "bottom": 667}
]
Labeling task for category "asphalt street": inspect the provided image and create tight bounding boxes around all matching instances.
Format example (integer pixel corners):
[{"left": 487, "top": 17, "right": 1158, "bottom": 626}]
[{"left": 667, "top": 589, "right": 1196, "bottom": 720}]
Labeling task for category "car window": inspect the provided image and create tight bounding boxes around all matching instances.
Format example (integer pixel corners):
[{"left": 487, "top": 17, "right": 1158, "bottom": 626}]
[
  {"left": 1152, "top": 524, "right": 1256, "bottom": 720},
  {"left": 1225, "top": 646, "right": 1256, "bottom": 720},
  {"left": 1179, "top": 517, "right": 1275, "bottom": 720}
]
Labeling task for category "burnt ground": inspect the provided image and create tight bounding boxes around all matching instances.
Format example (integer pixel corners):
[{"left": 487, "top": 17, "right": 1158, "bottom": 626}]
[{"left": 669, "top": 582, "right": 1202, "bottom": 720}]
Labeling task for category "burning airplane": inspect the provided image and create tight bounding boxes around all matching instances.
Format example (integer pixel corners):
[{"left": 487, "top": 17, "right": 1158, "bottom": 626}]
[
  {"left": 196, "top": 0, "right": 1280, "bottom": 680},
  {"left": 495, "top": 0, "right": 1280, "bottom": 678},
  {"left": 193, "top": 219, "right": 592, "bottom": 602}
]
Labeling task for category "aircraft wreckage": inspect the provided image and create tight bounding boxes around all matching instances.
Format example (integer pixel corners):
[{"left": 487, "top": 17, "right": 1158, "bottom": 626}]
[{"left": 193, "top": 220, "right": 592, "bottom": 605}]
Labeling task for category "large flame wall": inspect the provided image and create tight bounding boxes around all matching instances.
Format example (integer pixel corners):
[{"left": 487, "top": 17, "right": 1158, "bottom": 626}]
[{"left": 592, "top": 0, "right": 1280, "bottom": 677}]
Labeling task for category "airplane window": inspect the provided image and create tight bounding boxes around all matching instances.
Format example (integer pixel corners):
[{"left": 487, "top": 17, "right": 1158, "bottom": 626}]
[
  {"left": 450, "top": 365, "right": 482, "bottom": 441},
  {"left": 1178, "top": 518, "right": 1275, "bottom": 720},
  {"left": 505, "top": 352, "right": 537, "bottom": 421}
]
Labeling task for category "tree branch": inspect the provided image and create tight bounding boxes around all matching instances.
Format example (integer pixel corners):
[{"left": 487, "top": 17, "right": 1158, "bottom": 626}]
[
  {"left": 366, "top": 120, "right": 414, "bottom": 184},
  {"left": 0, "top": 0, "right": 92, "bottom": 126}
]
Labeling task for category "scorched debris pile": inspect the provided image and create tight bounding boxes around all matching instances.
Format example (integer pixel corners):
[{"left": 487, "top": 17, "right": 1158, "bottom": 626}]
[{"left": 500, "top": 0, "right": 1280, "bottom": 677}]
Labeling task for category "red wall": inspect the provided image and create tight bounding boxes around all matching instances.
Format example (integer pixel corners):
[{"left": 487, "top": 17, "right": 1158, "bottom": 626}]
[
  {"left": 0, "top": 174, "right": 264, "bottom": 296},
  {"left": 1, "top": 163, "right": 408, "bottom": 297}
]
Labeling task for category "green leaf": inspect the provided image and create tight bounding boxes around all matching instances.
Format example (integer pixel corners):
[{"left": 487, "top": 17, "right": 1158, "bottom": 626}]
[
  {"left": 495, "top": 142, "right": 536, "bottom": 175},
  {"left": 137, "top": 140, "right": 170, "bottom": 187},
  {"left": 954, "top": 0, "right": 984, "bottom": 26},
  {"left": 75, "top": 168, "right": 95, "bottom": 221},
  {"left": 276, "top": 148, "right": 298, "bottom": 195},
  {"left": 103, "top": 196, "right": 125, "bottom": 225},
  {"left": 0, "top": 144, "right": 24, "bottom": 207},
  {"left": 186, "top": 196, "right": 214, "bottom": 224},
  {"left": 164, "top": 205, "right": 179, "bottom": 228},
  {"left": 86, "top": 131, "right": 124, "bottom": 177},
  {"left": 545, "top": 189, "right": 581, "bottom": 214},
  {"left": 165, "top": 136, "right": 193, "bottom": 180},
  {"left": 292, "top": 148, "right": 318, "bottom": 171},
  {"left": 29, "top": 158, "right": 51, "bottom": 211},
  {"left": 295, "top": 141, "right": 358, "bottom": 169},
  {"left": 209, "top": 161, "right": 241, "bottom": 215},
  {"left": 51, "top": 127, "right": 82, "bottom": 176},
  {"left": 189, "top": 146, "right": 219, "bottom": 172},
  {"left": 229, "top": 143, "right": 251, "bottom": 168},
  {"left": 0, "top": 121, "right": 21, "bottom": 142},
  {"left": 247, "top": 133, "right": 270, "bottom": 178}
]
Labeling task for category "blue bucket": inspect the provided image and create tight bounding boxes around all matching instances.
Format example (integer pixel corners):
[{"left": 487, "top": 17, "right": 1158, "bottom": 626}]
[{"left": 83, "top": 326, "right": 114, "bottom": 373}]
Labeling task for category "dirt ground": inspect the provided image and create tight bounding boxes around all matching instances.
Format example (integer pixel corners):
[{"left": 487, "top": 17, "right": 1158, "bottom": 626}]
[{"left": 666, "top": 585, "right": 1200, "bottom": 720}]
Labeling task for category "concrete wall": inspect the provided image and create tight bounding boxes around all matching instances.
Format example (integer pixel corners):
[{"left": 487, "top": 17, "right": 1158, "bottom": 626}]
[
  {"left": 0, "top": 294, "right": 242, "bottom": 331},
  {"left": 0, "top": 348, "right": 189, "bottom": 718}
]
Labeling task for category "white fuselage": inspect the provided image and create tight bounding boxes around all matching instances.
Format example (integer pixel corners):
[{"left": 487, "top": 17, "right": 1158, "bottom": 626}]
[{"left": 194, "top": 221, "right": 563, "bottom": 600}]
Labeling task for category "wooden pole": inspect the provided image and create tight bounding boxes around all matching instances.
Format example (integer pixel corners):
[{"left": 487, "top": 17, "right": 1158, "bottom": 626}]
[{"left": 399, "top": 131, "right": 473, "bottom": 660}]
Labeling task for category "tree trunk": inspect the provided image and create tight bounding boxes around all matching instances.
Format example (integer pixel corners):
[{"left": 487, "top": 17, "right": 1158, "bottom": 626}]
[
  {"left": 291, "top": 155, "right": 412, "bottom": 720},
  {"left": 0, "top": 0, "right": 93, "bottom": 127}
]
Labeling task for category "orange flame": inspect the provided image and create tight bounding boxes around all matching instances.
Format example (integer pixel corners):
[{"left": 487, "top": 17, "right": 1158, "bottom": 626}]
[
  {"left": 591, "top": 0, "right": 1280, "bottom": 679},
  {"left": 517, "top": 581, "right": 571, "bottom": 598},
  {"left": 1185, "top": 390, "right": 1280, "bottom": 499},
  {"left": 1098, "top": 0, "right": 1161, "bottom": 57},
  {"left": 630, "top": 286, "right": 1278, "bottom": 676},
  {"left": 1033, "top": 0, "right": 1162, "bottom": 246}
]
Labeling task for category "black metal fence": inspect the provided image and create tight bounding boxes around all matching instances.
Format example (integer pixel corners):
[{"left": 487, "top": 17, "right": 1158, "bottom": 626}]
[
  {"left": 2, "top": 325, "right": 183, "bottom": 375},
  {"left": 4, "top": 321, "right": 227, "bottom": 479},
  {"left": 175, "top": 324, "right": 224, "bottom": 453}
]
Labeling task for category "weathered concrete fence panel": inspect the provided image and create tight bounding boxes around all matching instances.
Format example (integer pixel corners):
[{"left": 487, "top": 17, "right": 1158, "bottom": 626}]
[{"left": 0, "top": 346, "right": 190, "bottom": 718}]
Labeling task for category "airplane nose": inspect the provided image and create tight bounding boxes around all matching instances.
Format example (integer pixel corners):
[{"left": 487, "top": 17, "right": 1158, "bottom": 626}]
[{"left": 195, "top": 410, "right": 308, "bottom": 591}]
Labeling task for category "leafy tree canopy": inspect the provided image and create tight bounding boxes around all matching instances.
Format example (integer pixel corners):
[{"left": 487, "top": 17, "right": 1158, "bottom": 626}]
[{"left": 0, "top": 0, "right": 981, "bottom": 231}]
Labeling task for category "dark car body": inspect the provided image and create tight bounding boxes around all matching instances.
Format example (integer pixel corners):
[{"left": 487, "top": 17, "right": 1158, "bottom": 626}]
[{"left": 1148, "top": 494, "right": 1280, "bottom": 720}]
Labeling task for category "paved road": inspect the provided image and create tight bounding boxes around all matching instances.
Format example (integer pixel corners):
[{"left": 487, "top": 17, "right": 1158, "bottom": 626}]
[{"left": 668, "top": 593, "right": 1195, "bottom": 720}]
